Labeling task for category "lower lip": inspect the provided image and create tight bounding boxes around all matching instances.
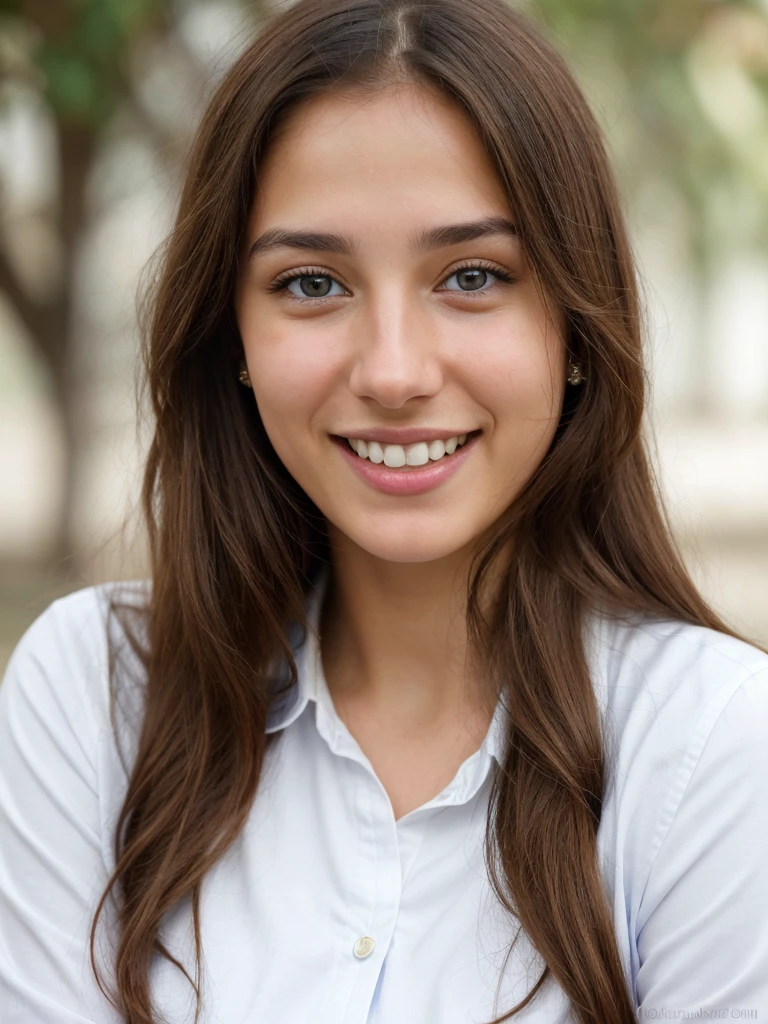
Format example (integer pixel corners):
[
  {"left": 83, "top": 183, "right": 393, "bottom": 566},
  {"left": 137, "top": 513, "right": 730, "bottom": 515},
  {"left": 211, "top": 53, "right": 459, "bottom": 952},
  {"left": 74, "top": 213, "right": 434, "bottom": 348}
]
[{"left": 331, "top": 431, "right": 481, "bottom": 496}]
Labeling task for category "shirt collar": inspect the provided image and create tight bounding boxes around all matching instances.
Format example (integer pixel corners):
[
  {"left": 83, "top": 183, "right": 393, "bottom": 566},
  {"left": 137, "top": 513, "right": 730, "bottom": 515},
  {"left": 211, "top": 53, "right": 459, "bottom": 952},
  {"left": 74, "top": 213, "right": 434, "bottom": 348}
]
[
  {"left": 265, "top": 562, "right": 506, "bottom": 766},
  {"left": 265, "top": 564, "right": 329, "bottom": 734}
]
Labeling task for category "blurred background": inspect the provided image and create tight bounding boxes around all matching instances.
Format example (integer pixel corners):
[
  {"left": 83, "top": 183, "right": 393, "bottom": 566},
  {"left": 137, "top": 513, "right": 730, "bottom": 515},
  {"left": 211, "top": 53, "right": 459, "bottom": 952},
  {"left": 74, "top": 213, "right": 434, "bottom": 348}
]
[{"left": 0, "top": 0, "right": 767, "bottom": 673}]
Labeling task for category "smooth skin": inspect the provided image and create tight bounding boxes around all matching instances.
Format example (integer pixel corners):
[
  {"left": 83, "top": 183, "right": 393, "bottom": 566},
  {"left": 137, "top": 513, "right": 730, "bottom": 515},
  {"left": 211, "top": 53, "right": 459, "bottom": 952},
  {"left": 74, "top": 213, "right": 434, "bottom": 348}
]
[{"left": 235, "top": 81, "right": 567, "bottom": 819}]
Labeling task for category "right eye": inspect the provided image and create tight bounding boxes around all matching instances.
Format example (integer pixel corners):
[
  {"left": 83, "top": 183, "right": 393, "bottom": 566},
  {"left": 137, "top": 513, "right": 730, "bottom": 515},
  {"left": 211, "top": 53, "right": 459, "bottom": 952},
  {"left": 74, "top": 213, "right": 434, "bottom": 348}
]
[{"left": 267, "top": 270, "right": 348, "bottom": 301}]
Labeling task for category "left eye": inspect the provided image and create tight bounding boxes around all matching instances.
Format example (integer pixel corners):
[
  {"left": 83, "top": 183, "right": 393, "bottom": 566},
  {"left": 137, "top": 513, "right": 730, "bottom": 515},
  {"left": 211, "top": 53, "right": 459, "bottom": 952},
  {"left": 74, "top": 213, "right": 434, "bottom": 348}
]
[
  {"left": 442, "top": 265, "right": 511, "bottom": 292},
  {"left": 268, "top": 262, "right": 516, "bottom": 300}
]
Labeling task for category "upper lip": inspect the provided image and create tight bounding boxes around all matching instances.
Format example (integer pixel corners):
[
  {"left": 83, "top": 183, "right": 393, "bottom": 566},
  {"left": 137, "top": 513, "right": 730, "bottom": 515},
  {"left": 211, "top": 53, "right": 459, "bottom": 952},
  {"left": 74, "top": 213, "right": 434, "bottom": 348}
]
[{"left": 333, "top": 427, "right": 479, "bottom": 444}]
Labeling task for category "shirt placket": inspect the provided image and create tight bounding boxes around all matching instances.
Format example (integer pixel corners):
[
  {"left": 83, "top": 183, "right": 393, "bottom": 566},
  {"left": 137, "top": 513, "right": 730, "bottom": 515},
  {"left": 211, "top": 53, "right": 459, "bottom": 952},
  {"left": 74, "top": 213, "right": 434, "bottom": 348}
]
[
  {"left": 308, "top": 630, "right": 500, "bottom": 1024},
  {"left": 313, "top": 696, "right": 403, "bottom": 1024}
]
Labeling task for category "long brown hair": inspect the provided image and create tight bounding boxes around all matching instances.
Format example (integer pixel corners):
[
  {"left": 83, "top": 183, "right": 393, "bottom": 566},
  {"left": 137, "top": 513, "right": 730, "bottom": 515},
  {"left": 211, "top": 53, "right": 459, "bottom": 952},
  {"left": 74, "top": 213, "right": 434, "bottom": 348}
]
[{"left": 88, "top": 1, "right": 762, "bottom": 1021}]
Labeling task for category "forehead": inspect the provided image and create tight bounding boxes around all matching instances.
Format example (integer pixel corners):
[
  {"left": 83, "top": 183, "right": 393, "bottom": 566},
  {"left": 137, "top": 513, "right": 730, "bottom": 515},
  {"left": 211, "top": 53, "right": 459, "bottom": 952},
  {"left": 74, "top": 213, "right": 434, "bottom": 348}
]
[{"left": 251, "top": 83, "right": 512, "bottom": 230}]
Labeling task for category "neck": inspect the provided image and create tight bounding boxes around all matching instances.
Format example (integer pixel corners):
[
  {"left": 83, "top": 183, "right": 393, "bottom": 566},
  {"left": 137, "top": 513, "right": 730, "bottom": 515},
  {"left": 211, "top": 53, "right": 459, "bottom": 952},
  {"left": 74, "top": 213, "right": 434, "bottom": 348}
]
[{"left": 318, "top": 527, "right": 502, "bottom": 736}]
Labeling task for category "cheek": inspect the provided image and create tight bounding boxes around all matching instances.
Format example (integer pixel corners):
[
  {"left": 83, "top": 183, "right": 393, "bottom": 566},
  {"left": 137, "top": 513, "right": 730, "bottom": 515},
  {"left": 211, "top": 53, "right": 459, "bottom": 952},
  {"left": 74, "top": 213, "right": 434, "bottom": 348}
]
[
  {"left": 469, "top": 323, "right": 565, "bottom": 488},
  {"left": 243, "top": 336, "right": 336, "bottom": 454},
  {"left": 463, "top": 319, "right": 565, "bottom": 424}
]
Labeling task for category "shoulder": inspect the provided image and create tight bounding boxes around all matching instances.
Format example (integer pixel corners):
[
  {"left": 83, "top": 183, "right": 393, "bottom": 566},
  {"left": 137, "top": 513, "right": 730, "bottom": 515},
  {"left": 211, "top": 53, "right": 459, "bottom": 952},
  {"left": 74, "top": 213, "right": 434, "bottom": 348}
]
[
  {"left": 588, "top": 610, "right": 768, "bottom": 737},
  {"left": 4, "top": 578, "right": 151, "bottom": 670},
  {"left": 588, "top": 610, "right": 768, "bottom": 874},
  {"left": 1, "top": 579, "right": 152, "bottom": 736}
]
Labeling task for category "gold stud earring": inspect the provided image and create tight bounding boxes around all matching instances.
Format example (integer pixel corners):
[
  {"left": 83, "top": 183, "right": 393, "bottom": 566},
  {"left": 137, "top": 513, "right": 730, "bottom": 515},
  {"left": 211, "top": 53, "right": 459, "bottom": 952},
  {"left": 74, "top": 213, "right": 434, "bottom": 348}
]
[
  {"left": 567, "top": 362, "right": 585, "bottom": 386},
  {"left": 238, "top": 361, "right": 253, "bottom": 388}
]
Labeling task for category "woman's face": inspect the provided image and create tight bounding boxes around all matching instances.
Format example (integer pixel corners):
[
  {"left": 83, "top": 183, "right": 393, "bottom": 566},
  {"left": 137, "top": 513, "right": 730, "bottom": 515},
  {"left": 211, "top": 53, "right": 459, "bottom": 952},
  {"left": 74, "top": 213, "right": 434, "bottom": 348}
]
[{"left": 234, "top": 82, "right": 567, "bottom": 565}]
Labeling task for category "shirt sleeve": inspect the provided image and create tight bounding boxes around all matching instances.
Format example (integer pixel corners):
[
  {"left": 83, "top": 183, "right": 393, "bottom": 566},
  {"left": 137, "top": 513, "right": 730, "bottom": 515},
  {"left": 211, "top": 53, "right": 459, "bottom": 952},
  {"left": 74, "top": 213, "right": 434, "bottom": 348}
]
[
  {"left": 0, "top": 592, "right": 124, "bottom": 1024},
  {"left": 635, "top": 664, "right": 768, "bottom": 1018}
]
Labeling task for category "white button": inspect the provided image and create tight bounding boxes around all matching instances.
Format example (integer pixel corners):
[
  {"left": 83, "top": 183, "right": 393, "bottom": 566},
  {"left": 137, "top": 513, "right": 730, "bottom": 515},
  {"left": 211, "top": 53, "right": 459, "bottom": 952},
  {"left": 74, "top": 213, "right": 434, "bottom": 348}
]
[{"left": 352, "top": 935, "right": 375, "bottom": 958}]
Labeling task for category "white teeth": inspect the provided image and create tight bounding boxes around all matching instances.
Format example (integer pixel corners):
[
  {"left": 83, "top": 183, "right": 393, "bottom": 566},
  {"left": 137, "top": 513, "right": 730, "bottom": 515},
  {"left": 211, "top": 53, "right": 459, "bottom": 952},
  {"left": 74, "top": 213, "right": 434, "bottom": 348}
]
[
  {"left": 367, "top": 440, "right": 384, "bottom": 463},
  {"left": 427, "top": 439, "right": 445, "bottom": 461},
  {"left": 346, "top": 433, "right": 473, "bottom": 466},
  {"left": 383, "top": 445, "right": 406, "bottom": 468}
]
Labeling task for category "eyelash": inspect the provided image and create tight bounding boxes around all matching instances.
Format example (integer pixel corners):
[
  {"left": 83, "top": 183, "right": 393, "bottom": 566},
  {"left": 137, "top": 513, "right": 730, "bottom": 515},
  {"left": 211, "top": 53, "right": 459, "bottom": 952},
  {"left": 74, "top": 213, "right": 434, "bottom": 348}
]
[{"left": 266, "top": 259, "right": 518, "bottom": 301}]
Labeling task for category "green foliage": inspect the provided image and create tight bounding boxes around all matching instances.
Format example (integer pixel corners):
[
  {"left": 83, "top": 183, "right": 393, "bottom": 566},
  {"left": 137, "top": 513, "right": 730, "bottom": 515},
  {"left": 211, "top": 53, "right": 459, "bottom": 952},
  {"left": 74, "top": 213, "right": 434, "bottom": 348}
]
[
  {"left": 529, "top": 0, "right": 768, "bottom": 248},
  {"left": 2, "top": 0, "right": 167, "bottom": 128}
]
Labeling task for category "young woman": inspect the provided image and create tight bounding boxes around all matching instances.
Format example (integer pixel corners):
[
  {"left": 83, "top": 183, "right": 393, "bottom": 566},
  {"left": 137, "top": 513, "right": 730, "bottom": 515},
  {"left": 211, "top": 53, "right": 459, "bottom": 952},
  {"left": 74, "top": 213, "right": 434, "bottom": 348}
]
[{"left": 1, "top": 0, "right": 767, "bottom": 1022}]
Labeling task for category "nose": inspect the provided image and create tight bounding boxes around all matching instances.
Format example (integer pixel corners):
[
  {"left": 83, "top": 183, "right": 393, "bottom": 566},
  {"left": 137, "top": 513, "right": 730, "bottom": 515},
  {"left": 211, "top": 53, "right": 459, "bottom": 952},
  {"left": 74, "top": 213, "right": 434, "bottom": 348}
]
[{"left": 347, "top": 287, "right": 444, "bottom": 408}]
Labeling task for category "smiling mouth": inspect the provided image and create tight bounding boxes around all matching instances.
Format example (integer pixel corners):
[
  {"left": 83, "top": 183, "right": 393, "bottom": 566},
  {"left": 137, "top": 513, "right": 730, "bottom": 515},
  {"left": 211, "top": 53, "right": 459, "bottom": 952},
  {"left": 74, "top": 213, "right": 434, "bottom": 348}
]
[{"left": 330, "top": 429, "right": 482, "bottom": 470}]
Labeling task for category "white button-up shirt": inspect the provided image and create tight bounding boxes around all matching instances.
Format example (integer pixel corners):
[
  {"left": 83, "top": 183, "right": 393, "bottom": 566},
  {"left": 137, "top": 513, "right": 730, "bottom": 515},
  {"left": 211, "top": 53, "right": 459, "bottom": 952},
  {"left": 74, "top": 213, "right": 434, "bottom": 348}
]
[{"left": 2, "top": 566, "right": 768, "bottom": 1023}]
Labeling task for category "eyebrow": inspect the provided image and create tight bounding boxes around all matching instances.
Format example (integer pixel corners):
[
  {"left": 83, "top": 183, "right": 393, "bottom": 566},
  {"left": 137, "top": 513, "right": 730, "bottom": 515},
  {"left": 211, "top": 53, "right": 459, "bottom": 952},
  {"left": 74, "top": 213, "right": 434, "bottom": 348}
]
[{"left": 246, "top": 215, "right": 518, "bottom": 263}]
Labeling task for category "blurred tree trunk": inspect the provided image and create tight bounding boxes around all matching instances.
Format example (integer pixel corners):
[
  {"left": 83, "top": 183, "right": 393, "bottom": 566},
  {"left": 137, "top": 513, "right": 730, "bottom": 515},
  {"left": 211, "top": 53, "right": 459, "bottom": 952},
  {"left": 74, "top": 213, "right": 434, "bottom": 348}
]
[
  {"left": 0, "top": 1, "right": 172, "bottom": 579},
  {"left": 0, "top": 0, "right": 268, "bottom": 578},
  {"left": 47, "top": 123, "right": 94, "bottom": 574},
  {"left": 0, "top": 122, "right": 94, "bottom": 578}
]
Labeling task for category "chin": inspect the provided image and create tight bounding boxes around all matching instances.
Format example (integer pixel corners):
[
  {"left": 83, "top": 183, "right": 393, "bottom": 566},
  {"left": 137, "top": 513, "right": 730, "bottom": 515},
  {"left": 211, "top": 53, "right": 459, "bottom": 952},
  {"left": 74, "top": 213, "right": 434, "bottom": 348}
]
[{"left": 334, "top": 519, "right": 479, "bottom": 565}]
